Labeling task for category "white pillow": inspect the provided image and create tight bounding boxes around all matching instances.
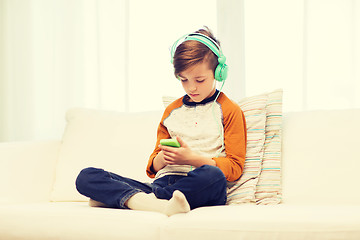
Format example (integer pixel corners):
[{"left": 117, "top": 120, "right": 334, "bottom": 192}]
[{"left": 51, "top": 108, "right": 162, "bottom": 202}]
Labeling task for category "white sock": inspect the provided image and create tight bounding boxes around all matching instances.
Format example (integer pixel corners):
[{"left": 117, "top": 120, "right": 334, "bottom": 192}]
[
  {"left": 164, "top": 190, "right": 191, "bottom": 216},
  {"left": 126, "top": 190, "right": 190, "bottom": 216}
]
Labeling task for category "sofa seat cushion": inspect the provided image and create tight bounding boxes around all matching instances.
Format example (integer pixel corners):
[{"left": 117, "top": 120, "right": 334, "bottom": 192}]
[
  {"left": 0, "top": 202, "right": 167, "bottom": 240},
  {"left": 162, "top": 204, "right": 360, "bottom": 240}
]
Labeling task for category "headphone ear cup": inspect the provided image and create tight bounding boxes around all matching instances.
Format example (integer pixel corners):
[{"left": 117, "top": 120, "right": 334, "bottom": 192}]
[
  {"left": 215, "top": 63, "right": 228, "bottom": 82},
  {"left": 218, "top": 56, "right": 226, "bottom": 65}
]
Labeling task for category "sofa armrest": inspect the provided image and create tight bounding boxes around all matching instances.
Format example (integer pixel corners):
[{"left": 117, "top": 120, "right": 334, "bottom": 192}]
[{"left": 0, "top": 140, "right": 61, "bottom": 203}]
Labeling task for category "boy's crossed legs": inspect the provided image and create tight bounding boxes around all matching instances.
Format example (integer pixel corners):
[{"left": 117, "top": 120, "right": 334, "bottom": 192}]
[{"left": 76, "top": 165, "right": 227, "bottom": 216}]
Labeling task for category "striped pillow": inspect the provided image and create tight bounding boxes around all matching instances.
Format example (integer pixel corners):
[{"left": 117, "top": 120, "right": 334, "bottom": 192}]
[
  {"left": 227, "top": 89, "right": 283, "bottom": 205},
  {"left": 226, "top": 92, "right": 268, "bottom": 204},
  {"left": 255, "top": 89, "right": 283, "bottom": 204}
]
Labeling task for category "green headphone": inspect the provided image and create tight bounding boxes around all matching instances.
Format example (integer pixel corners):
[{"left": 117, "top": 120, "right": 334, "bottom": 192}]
[{"left": 170, "top": 33, "right": 228, "bottom": 82}]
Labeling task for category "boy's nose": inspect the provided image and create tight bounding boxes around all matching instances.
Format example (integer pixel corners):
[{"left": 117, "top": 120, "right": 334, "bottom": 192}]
[{"left": 189, "top": 85, "right": 197, "bottom": 92}]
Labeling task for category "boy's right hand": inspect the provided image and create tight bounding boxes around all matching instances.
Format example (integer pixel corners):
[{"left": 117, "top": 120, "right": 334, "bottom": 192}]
[{"left": 159, "top": 137, "right": 194, "bottom": 166}]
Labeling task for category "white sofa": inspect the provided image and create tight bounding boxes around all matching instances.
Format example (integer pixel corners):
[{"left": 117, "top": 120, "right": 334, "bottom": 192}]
[{"left": 1, "top": 105, "right": 360, "bottom": 240}]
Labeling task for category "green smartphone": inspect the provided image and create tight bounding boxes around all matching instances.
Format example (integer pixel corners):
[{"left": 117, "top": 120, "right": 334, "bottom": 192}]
[{"left": 160, "top": 139, "right": 181, "bottom": 148}]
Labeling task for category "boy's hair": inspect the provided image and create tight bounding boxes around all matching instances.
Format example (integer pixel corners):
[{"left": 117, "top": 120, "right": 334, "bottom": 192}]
[{"left": 173, "top": 26, "right": 220, "bottom": 78}]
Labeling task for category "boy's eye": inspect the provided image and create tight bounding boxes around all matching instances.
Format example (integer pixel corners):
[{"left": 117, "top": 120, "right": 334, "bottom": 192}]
[
  {"left": 180, "top": 79, "right": 188, "bottom": 82},
  {"left": 196, "top": 79, "right": 205, "bottom": 83}
]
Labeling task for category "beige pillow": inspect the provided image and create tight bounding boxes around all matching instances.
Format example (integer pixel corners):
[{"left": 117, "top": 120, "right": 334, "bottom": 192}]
[{"left": 51, "top": 108, "right": 161, "bottom": 202}]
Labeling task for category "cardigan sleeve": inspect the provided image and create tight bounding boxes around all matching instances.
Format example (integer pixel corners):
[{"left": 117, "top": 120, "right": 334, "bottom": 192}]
[{"left": 212, "top": 96, "right": 247, "bottom": 182}]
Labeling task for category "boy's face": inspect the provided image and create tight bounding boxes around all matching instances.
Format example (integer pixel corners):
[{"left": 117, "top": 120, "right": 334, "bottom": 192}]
[{"left": 178, "top": 61, "right": 216, "bottom": 103}]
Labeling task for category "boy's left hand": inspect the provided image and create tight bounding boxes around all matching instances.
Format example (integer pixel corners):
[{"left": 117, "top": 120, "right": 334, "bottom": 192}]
[{"left": 159, "top": 136, "right": 195, "bottom": 166}]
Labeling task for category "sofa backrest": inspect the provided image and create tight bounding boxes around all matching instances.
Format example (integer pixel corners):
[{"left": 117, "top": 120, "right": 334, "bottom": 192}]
[{"left": 281, "top": 109, "right": 360, "bottom": 205}]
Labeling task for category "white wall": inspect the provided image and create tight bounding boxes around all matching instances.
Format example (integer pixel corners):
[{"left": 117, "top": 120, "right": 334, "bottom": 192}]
[
  {"left": 0, "top": 0, "right": 217, "bottom": 141},
  {"left": 0, "top": 0, "right": 4, "bottom": 140},
  {"left": 127, "top": 0, "right": 217, "bottom": 112},
  {"left": 241, "top": 0, "right": 360, "bottom": 112},
  {"left": 1, "top": 0, "right": 359, "bottom": 141},
  {"left": 0, "top": 0, "right": 128, "bottom": 141},
  {"left": 217, "top": 0, "right": 246, "bottom": 101},
  {"left": 304, "top": 0, "right": 360, "bottom": 110}
]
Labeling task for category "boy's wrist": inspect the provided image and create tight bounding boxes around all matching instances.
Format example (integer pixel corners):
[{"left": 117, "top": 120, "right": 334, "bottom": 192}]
[
  {"left": 152, "top": 151, "right": 167, "bottom": 172},
  {"left": 189, "top": 154, "right": 216, "bottom": 168}
]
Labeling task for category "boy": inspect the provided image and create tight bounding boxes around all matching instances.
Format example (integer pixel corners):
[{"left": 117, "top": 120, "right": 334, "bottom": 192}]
[{"left": 76, "top": 27, "right": 247, "bottom": 216}]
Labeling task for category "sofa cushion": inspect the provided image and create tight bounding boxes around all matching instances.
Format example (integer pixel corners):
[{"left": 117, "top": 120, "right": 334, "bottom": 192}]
[
  {"left": 162, "top": 204, "right": 360, "bottom": 240},
  {"left": 0, "top": 202, "right": 167, "bottom": 240},
  {"left": 281, "top": 109, "right": 360, "bottom": 205},
  {"left": 51, "top": 109, "right": 162, "bottom": 201}
]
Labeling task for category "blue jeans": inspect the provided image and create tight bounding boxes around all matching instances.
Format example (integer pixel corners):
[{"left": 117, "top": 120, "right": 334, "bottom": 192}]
[{"left": 75, "top": 165, "right": 227, "bottom": 210}]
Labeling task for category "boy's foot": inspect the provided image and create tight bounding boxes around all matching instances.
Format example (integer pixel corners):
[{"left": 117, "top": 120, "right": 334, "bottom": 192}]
[{"left": 164, "top": 190, "right": 191, "bottom": 216}]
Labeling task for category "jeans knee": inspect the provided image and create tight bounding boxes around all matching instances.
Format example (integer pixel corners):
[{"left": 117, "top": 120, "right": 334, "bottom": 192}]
[
  {"left": 186, "top": 165, "right": 227, "bottom": 208},
  {"left": 191, "top": 165, "right": 226, "bottom": 186},
  {"left": 200, "top": 165, "right": 225, "bottom": 178},
  {"left": 201, "top": 166, "right": 227, "bottom": 203},
  {"left": 75, "top": 167, "right": 102, "bottom": 195}
]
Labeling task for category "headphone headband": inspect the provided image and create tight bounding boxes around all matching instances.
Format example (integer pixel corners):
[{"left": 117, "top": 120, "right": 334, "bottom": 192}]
[{"left": 170, "top": 33, "right": 223, "bottom": 63}]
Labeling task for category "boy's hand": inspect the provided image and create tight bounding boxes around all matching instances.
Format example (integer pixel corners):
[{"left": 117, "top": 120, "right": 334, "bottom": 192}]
[{"left": 159, "top": 137, "right": 195, "bottom": 166}]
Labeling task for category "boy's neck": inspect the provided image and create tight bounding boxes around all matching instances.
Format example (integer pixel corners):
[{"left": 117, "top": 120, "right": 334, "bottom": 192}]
[{"left": 183, "top": 90, "right": 220, "bottom": 106}]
